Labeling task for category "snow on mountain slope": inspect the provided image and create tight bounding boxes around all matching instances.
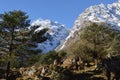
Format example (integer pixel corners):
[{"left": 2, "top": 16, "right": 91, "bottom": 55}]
[
  {"left": 56, "top": 0, "right": 120, "bottom": 51},
  {"left": 31, "top": 19, "right": 69, "bottom": 53}
]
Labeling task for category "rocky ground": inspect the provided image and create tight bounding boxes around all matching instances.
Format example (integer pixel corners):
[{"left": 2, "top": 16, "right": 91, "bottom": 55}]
[{"left": 0, "top": 59, "right": 109, "bottom": 80}]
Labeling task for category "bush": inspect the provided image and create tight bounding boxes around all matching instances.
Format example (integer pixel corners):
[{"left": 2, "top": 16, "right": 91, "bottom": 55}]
[
  {"left": 36, "top": 51, "right": 58, "bottom": 65},
  {"left": 57, "top": 50, "right": 67, "bottom": 58},
  {"left": 50, "top": 66, "right": 73, "bottom": 80}
]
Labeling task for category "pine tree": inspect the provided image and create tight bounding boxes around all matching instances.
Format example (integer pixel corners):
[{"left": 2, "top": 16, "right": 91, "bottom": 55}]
[
  {"left": 0, "top": 10, "right": 30, "bottom": 79},
  {"left": 79, "top": 22, "right": 120, "bottom": 63},
  {"left": 106, "top": 30, "right": 120, "bottom": 56},
  {"left": 80, "top": 23, "right": 111, "bottom": 59}
]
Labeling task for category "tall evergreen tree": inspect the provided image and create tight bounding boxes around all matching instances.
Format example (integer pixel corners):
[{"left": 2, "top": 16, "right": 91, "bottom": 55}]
[{"left": 0, "top": 10, "right": 30, "bottom": 79}]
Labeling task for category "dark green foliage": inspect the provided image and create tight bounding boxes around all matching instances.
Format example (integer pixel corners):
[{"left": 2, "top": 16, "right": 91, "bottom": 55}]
[
  {"left": 31, "top": 28, "right": 48, "bottom": 43},
  {"left": 0, "top": 10, "right": 30, "bottom": 51},
  {"left": 33, "top": 50, "right": 66, "bottom": 65},
  {"left": 57, "top": 50, "right": 67, "bottom": 58},
  {"left": 10, "top": 58, "right": 22, "bottom": 68},
  {"left": 66, "top": 22, "right": 120, "bottom": 63},
  {"left": 28, "top": 51, "right": 56, "bottom": 66},
  {"left": 50, "top": 66, "right": 73, "bottom": 80},
  {"left": 0, "top": 10, "right": 36, "bottom": 75},
  {"left": 72, "top": 43, "right": 93, "bottom": 62},
  {"left": 0, "top": 10, "right": 32, "bottom": 79},
  {"left": 79, "top": 22, "right": 120, "bottom": 60},
  {"left": 106, "top": 31, "right": 120, "bottom": 55},
  {"left": 0, "top": 10, "right": 49, "bottom": 69},
  {"left": 37, "top": 51, "right": 58, "bottom": 65},
  {"left": 22, "top": 50, "right": 67, "bottom": 67}
]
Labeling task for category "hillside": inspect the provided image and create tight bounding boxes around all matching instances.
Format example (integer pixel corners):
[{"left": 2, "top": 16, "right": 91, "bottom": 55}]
[{"left": 56, "top": 0, "right": 120, "bottom": 51}]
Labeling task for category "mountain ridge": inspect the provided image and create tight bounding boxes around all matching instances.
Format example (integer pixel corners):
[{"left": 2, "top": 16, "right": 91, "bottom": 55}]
[{"left": 56, "top": 0, "right": 120, "bottom": 51}]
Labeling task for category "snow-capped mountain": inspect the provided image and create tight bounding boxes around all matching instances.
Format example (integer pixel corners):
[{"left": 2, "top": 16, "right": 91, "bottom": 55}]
[
  {"left": 31, "top": 19, "right": 69, "bottom": 53},
  {"left": 56, "top": 0, "right": 120, "bottom": 51}
]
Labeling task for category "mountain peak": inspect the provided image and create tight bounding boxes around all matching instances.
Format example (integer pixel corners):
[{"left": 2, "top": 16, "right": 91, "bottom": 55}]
[
  {"left": 118, "top": 0, "right": 120, "bottom": 3},
  {"left": 31, "top": 19, "right": 69, "bottom": 53},
  {"left": 56, "top": 1, "right": 120, "bottom": 51},
  {"left": 31, "top": 19, "right": 51, "bottom": 27}
]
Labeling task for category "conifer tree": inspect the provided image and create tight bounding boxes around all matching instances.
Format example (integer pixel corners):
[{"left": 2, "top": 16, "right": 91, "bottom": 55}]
[
  {"left": 79, "top": 22, "right": 120, "bottom": 63},
  {"left": 0, "top": 10, "right": 30, "bottom": 79}
]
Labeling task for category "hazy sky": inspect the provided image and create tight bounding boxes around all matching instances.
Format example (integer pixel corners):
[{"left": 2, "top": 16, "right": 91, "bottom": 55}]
[{"left": 0, "top": 0, "right": 116, "bottom": 28}]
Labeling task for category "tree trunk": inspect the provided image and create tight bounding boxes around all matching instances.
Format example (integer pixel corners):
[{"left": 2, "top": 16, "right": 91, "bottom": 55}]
[
  {"left": 6, "top": 49, "right": 12, "bottom": 80},
  {"left": 6, "top": 29, "right": 14, "bottom": 80},
  {"left": 6, "top": 61, "right": 10, "bottom": 80}
]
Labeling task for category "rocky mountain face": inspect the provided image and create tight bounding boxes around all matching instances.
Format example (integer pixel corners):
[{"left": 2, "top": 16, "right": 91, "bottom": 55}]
[
  {"left": 56, "top": 0, "right": 120, "bottom": 51},
  {"left": 30, "top": 19, "right": 69, "bottom": 53}
]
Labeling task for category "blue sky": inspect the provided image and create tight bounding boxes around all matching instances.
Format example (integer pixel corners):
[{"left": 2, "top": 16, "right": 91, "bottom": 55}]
[{"left": 0, "top": 0, "right": 116, "bottom": 28}]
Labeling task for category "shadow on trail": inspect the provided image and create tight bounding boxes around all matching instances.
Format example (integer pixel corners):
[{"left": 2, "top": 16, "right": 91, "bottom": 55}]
[
  {"left": 90, "top": 77, "right": 105, "bottom": 80},
  {"left": 73, "top": 70, "right": 105, "bottom": 80}
]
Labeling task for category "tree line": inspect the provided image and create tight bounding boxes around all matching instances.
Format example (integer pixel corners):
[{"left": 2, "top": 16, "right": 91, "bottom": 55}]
[{"left": 69, "top": 22, "right": 120, "bottom": 65}]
